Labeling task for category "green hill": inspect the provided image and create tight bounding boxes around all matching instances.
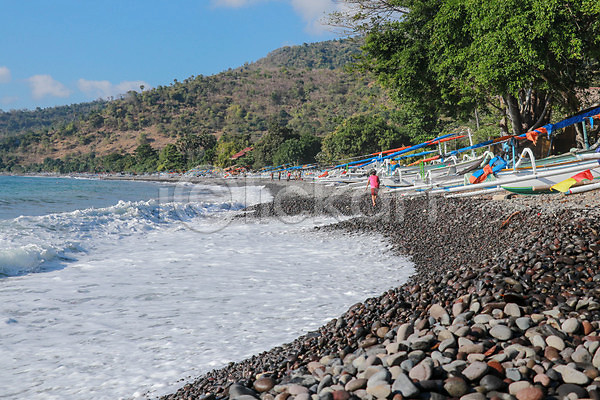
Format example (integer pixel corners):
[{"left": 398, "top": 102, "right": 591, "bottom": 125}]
[{"left": 0, "top": 38, "right": 396, "bottom": 172}]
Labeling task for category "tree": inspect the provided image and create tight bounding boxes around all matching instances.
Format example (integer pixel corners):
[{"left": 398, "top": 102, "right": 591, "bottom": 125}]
[
  {"left": 134, "top": 143, "right": 158, "bottom": 172},
  {"left": 158, "top": 143, "right": 186, "bottom": 171},
  {"left": 332, "top": 0, "right": 600, "bottom": 146},
  {"left": 252, "top": 122, "right": 299, "bottom": 168},
  {"left": 322, "top": 113, "right": 410, "bottom": 161}
]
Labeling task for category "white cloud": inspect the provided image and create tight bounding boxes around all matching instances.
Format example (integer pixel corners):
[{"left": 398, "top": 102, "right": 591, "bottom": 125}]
[
  {"left": 0, "top": 66, "right": 10, "bottom": 84},
  {"left": 212, "top": 0, "right": 342, "bottom": 34},
  {"left": 290, "top": 0, "right": 340, "bottom": 34},
  {"left": 211, "top": 0, "right": 262, "bottom": 7},
  {"left": 27, "top": 75, "right": 71, "bottom": 100},
  {"left": 1, "top": 96, "right": 18, "bottom": 105},
  {"left": 78, "top": 79, "right": 149, "bottom": 99}
]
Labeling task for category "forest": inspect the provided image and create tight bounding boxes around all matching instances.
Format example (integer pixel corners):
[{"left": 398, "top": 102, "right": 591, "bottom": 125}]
[{"left": 1, "top": 0, "right": 599, "bottom": 174}]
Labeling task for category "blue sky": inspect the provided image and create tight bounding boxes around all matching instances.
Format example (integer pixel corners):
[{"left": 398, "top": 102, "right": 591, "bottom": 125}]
[{"left": 0, "top": 0, "right": 344, "bottom": 112}]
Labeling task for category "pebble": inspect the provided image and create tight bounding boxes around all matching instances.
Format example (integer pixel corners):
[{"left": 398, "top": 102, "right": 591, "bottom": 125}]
[{"left": 159, "top": 195, "right": 600, "bottom": 400}]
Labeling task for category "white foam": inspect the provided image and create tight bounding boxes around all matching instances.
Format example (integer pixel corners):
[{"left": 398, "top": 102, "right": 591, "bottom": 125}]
[{"left": 0, "top": 184, "right": 414, "bottom": 400}]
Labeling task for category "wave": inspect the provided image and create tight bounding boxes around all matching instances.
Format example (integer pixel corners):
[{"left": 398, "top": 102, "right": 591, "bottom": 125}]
[{"left": 0, "top": 185, "right": 270, "bottom": 277}]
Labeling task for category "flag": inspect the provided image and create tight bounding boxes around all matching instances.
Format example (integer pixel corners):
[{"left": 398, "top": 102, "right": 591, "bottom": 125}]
[{"left": 550, "top": 169, "right": 594, "bottom": 193}]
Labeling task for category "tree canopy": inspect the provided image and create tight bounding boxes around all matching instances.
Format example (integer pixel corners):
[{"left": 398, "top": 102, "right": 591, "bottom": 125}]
[{"left": 332, "top": 0, "right": 600, "bottom": 145}]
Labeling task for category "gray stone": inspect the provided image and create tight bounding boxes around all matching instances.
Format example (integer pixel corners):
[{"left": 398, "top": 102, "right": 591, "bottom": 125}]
[
  {"left": 366, "top": 383, "right": 391, "bottom": 399},
  {"left": 442, "top": 360, "right": 467, "bottom": 373},
  {"left": 344, "top": 378, "right": 367, "bottom": 392},
  {"left": 505, "top": 367, "right": 522, "bottom": 381},
  {"left": 317, "top": 375, "right": 333, "bottom": 393},
  {"left": 504, "top": 303, "right": 521, "bottom": 317},
  {"left": 556, "top": 383, "right": 589, "bottom": 399},
  {"left": 593, "top": 346, "right": 600, "bottom": 368},
  {"left": 444, "top": 377, "right": 468, "bottom": 397},
  {"left": 490, "top": 325, "right": 512, "bottom": 341},
  {"left": 391, "top": 373, "right": 420, "bottom": 398},
  {"left": 554, "top": 365, "right": 590, "bottom": 385},
  {"left": 396, "top": 323, "right": 414, "bottom": 342},
  {"left": 546, "top": 335, "right": 566, "bottom": 351},
  {"left": 562, "top": 318, "right": 581, "bottom": 334},
  {"left": 515, "top": 317, "right": 533, "bottom": 331},
  {"left": 367, "top": 369, "right": 391, "bottom": 386},
  {"left": 229, "top": 384, "right": 259, "bottom": 399},
  {"left": 439, "top": 337, "right": 457, "bottom": 352},
  {"left": 571, "top": 346, "right": 592, "bottom": 364},
  {"left": 459, "top": 392, "right": 486, "bottom": 400},
  {"left": 479, "top": 374, "right": 505, "bottom": 391},
  {"left": 461, "top": 361, "right": 488, "bottom": 381},
  {"left": 409, "top": 361, "right": 432, "bottom": 382}
]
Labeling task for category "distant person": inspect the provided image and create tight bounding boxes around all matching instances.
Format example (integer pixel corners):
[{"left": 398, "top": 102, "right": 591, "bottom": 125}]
[
  {"left": 287, "top": 171, "right": 291, "bottom": 181},
  {"left": 366, "top": 170, "right": 380, "bottom": 207}
]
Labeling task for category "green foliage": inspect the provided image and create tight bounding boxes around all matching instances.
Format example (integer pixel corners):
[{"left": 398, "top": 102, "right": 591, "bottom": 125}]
[
  {"left": 353, "top": 0, "right": 600, "bottom": 138},
  {"left": 272, "top": 133, "right": 322, "bottom": 166},
  {"left": 134, "top": 143, "right": 158, "bottom": 172},
  {"left": 322, "top": 112, "right": 412, "bottom": 162},
  {"left": 158, "top": 143, "right": 186, "bottom": 171}
]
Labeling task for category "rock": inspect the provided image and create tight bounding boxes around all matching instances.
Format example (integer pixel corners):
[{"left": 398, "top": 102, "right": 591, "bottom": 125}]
[
  {"left": 254, "top": 378, "right": 276, "bottom": 393},
  {"left": 287, "top": 384, "right": 309, "bottom": 395},
  {"left": 344, "top": 378, "right": 367, "bottom": 392},
  {"left": 508, "top": 381, "right": 532, "bottom": 396},
  {"left": 562, "top": 318, "right": 581, "bottom": 334},
  {"left": 553, "top": 365, "right": 590, "bottom": 385},
  {"left": 391, "top": 373, "right": 419, "bottom": 398},
  {"left": 229, "top": 384, "right": 259, "bottom": 399},
  {"left": 458, "top": 393, "right": 485, "bottom": 400},
  {"left": 571, "top": 346, "right": 592, "bottom": 364},
  {"left": 409, "top": 361, "right": 433, "bottom": 382},
  {"left": 516, "top": 317, "right": 533, "bottom": 331},
  {"left": 515, "top": 386, "right": 544, "bottom": 400},
  {"left": 556, "top": 383, "right": 589, "bottom": 399},
  {"left": 504, "top": 303, "right": 521, "bottom": 317},
  {"left": 505, "top": 367, "right": 522, "bottom": 381},
  {"left": 479, "top": 374, "right": 505, "bottom": 391},
  {"left": 545, "top": 346, "right": 560, "bottom": 361},
  {"left": 396, "top": 323, "right": 414, "bottom": 342},
  {"left": 546, "top": 335, "right": 566, "bottom": 351},
  {"left": 308, "top": 362, "right": 325, "bottom": 374},
  {"left": 366, "top": 383, "right": 391, "bottom": 399},
  {"left": 430, "top": 304, "right": 449, "bottom": 321},
  {"left": 331, "top": 391, "right": 351, "bottom": 400},
  {"left": 490, "top": 325, "right": 512, "bottom": 341},
  {"left": 533, "top": 373, "right": 551, "bottom": 387},
  {"left": 461, "top": 361, "right": 489, "bottom": 381},
  {"left": 444, "top": 377, "right": 469, "bottom": 397}
]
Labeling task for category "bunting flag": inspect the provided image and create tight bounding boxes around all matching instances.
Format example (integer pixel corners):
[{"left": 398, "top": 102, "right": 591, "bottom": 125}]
[{"left": 550, "top": 169, "right": 594, "bottom": 193}]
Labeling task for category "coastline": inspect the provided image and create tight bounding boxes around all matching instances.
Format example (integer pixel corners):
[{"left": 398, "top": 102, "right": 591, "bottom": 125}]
[{"left": 159, "top": 185, "right": 600, "bottom": 400}]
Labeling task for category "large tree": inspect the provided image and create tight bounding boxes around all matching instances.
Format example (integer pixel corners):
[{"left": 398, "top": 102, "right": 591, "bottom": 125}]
[{"left": 331, "top": 0, "right": 600, "bottom": 146}]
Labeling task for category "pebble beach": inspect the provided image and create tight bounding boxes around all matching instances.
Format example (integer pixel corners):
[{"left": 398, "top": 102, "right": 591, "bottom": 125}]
[{"left": 161, "top": 182, "right": 600, "bottom": 400}]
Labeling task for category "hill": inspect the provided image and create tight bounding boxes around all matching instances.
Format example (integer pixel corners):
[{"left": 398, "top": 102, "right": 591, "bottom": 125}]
[{"left": 0, "top": 37, "right": 395, "bottom": 172}]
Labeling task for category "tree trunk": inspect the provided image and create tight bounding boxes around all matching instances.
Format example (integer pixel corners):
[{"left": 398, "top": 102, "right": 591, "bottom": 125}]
[{"left": 505, "top": 94, "right": 523, "bottom": 135}]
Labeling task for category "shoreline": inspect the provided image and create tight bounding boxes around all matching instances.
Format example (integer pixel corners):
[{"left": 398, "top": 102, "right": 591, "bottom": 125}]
[{"left": 160, "top": 187, "right": 600, "bottom": 400}]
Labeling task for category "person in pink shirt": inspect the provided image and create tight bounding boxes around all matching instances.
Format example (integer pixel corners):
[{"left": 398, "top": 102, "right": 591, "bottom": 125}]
[{"left": 366, "top": 170, "right": 380, "bottom": 207}]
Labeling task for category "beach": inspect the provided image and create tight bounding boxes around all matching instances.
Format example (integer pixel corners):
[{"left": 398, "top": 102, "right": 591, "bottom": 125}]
[{"left": 160, "top": 184, "right": 600, "bottom": 400}]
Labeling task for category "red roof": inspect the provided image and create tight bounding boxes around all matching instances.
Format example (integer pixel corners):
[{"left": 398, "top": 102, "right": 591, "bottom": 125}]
[{"left": 230, "top": 147, "right": 253, "bottom": 160}]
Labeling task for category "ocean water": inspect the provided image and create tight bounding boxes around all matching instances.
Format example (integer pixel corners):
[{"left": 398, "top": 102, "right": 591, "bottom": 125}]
[{"left": 0, "top": 176, "right": 414, "bottom": 400}]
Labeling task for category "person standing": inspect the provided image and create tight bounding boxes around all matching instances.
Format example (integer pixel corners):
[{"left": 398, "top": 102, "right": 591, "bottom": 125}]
[{"left": 366, "top": 170, "right": 380, "bottom": 207}]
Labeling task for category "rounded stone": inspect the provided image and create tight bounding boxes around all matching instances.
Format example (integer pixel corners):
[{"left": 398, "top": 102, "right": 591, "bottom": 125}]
[
  {"left": 533, "top": 373, "right": 550, "bottom": 387},
  {"left": 562, "top": 318, "right": 581, "bottom": 334},
  {"left": 409, "top": 362, "right": 432, "bottom": 382},
  {"left": 479, "top": 374, "right": 504, "bottom": 391},
  {"left": 444, "top": 377, "right": 468, "bottom": 397},
  {"left": 344, "top": 378, "right": 367, "bottom": 392},
  {"left": 546, "top": 335, "right": 566, "bottom": 351},
  {"left": 556, "top": 383, "right": 589, "bottom": 399},
  {"left": 490, "top": 325, "right": 512, "bottom": 341},
  {"left": 331, "top": 391, "right": 351, "bottom": 400},
  {"left": 515, "top": 386, "right": 544, "bottom": 400},
  {"left": 462, "top": 361, "right": 489, "bottom": 381},
  {"left": 254, "top": 378, "right": 276, "bottom": 393}
]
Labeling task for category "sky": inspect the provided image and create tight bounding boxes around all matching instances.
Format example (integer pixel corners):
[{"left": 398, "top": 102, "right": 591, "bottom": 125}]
[{"left": 0, "top": 0, "right": 346, "bottom": 112}]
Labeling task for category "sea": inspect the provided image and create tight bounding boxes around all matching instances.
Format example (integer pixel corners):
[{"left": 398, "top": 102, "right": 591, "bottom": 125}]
[{"left": 0, "top": 175, "right": 414, "bottom": 400}]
